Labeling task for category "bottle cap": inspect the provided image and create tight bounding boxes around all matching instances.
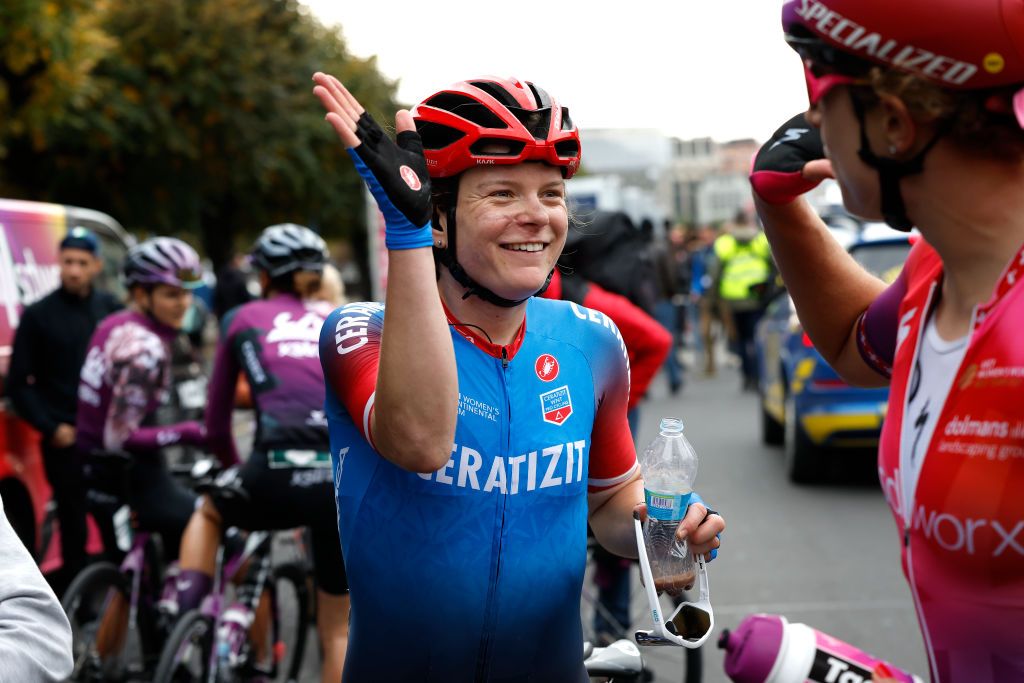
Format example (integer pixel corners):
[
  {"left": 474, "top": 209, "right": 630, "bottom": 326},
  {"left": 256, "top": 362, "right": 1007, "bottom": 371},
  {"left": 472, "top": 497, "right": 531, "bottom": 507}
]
[
  {"left": 720, "top": 613, "right": 786, "bottom": 683},
  {"left": 659, "top": 417, "right": 684, "bottom": 434}
]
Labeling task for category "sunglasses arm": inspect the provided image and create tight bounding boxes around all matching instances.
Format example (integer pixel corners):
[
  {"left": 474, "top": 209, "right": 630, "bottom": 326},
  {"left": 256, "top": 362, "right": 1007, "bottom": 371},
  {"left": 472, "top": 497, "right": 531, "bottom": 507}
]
[{"left": 633, "top": 517, "right": 714, "bottom": 649}]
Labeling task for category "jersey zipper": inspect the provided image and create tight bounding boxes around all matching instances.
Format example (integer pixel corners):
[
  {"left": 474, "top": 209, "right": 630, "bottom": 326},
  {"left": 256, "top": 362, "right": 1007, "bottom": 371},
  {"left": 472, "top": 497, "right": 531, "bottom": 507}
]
[{"left": 475, "top": 346, "right": 513, "bottom": 681}]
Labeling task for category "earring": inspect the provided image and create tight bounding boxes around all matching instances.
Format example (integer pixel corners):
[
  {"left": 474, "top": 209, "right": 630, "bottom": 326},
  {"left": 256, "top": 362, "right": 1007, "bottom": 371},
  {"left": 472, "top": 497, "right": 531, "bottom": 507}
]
[
  {"left": 888, "top": 145, "right": 897, "bottom": 154},
  {"left": 435, "top": 240, "right": 445, "bottom": 248}
]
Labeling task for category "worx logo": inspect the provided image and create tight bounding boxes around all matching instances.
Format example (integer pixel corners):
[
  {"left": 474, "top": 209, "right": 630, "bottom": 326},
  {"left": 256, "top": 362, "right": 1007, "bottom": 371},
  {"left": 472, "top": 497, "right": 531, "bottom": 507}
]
[{"left": 881, "top": 468, "right": 1024, "bottom": 557}]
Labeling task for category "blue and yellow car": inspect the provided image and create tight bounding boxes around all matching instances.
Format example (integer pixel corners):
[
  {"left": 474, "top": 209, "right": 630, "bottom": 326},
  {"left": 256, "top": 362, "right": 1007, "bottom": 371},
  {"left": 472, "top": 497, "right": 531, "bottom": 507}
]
[{"left": 755, "top": 227, "right": 911, "bottom": 483}]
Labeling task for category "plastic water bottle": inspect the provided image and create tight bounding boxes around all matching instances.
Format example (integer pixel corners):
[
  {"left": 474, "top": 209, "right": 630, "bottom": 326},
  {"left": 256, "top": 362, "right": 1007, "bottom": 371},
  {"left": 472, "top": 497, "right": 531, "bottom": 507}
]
[
  {"left": 719, "top": 614, "right": 924, "bottom": 683},
  {"left": 638, "top": 417, "right": 699, "bottom": 593}
]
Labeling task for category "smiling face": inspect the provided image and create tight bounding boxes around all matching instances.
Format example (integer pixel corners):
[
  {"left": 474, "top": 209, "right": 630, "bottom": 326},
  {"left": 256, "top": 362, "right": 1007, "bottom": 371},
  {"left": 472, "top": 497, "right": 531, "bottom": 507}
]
[{"left": 442, "top": 163, "right": 568, "bottom": 302}]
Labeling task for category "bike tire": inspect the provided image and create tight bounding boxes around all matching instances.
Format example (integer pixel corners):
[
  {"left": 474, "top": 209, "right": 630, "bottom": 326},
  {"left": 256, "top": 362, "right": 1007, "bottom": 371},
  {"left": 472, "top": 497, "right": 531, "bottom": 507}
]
[
  {"left": 62, "top": 562, "right": 129, "bottom": 681},
  {"left": 273, "top": 562, "right": 311, "bottom": 683},
  {"left": 152, "top": 609, "right": 214, "bottom": 683}
]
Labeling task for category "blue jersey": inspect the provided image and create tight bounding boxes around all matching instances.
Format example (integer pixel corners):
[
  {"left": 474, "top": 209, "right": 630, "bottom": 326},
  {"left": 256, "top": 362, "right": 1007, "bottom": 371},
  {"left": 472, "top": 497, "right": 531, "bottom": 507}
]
[{"left": 320, "top": 296, "right": 637, "bottom": 682}]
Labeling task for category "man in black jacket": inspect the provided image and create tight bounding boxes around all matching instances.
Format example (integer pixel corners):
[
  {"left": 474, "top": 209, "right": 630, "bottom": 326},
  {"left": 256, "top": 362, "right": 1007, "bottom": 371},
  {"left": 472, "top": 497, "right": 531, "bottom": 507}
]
[{"left": 7, "top": 227, "right": 122, "bottom": 592}]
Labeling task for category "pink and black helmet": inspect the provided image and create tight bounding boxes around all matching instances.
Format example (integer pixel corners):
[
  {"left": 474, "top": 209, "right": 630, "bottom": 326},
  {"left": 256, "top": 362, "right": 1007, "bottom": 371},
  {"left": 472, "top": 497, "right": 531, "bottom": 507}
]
[{"left": 123, "top": 237, "right": 203, "bottom": 289}]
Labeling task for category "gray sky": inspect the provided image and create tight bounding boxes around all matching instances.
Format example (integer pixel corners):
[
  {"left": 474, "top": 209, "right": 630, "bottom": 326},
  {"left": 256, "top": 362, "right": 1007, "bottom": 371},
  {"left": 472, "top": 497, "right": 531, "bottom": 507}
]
[{"left": 302, "top": 0, "right": 809, "bottom": 143}]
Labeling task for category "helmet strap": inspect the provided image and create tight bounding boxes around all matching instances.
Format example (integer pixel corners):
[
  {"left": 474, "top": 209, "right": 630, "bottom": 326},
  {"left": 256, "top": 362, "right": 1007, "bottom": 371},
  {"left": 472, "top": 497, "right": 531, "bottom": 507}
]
[
  {"left": 434, "top": 191, "right": 554, "bottom": 309},
  {"left": 850, "top": 94, "right": 950, "bottom": 232}
]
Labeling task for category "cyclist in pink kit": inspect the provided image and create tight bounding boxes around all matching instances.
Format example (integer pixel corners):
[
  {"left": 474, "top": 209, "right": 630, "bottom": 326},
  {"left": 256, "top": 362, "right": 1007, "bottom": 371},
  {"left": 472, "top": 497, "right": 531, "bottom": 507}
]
[{"left": 749, "top": 1, "right": 1024, "bottom": 681}]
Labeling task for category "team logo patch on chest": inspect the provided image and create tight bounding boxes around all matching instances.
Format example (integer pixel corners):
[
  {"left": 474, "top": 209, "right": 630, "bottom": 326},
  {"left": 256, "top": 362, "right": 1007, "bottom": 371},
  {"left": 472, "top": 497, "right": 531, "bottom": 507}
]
[
  {"left": 540, "top": 385, "right": 573, "bottom": 425},
  {"left": 535, "top": 353, "right": 559, "bottom": 381}
]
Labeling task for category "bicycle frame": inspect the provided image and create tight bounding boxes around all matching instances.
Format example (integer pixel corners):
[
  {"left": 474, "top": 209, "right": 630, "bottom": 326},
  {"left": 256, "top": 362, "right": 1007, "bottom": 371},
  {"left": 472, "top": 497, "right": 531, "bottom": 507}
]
[{"left": 198, "top": 530, "right": 277, "bottom": 681}]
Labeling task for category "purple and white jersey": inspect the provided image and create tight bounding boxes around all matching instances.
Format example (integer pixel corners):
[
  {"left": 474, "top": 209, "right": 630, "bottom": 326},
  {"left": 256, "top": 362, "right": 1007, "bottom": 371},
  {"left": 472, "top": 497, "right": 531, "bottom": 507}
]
[
  {"left": 76, "top": 310, "right": 203, "bottom": 455},
  {"left": 205, "top": 293, "right": 329, "bottom": 466}
]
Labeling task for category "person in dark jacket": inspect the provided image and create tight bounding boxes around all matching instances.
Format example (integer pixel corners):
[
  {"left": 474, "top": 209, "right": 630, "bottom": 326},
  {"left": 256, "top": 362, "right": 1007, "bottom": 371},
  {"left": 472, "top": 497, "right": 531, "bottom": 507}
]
[{"left": 7, "top": 227, "right": 122, "bottom": 593}]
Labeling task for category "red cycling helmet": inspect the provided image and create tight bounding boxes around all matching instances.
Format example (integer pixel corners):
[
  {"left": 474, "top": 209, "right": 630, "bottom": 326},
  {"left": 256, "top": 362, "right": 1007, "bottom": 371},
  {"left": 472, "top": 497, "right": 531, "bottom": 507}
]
[
  {"left": 411, "top": 77, "right": 581, "bottom": 179},
  {"left": 782, "top": 0, "right": 1024, "bottom": 90}
]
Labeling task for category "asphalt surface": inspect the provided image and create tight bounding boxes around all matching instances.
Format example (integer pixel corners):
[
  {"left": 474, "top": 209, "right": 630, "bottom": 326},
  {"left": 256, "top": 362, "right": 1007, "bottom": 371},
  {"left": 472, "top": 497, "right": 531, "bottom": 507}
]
[{"left": 589, "top": 360, "right": 931, "bottom": 682}]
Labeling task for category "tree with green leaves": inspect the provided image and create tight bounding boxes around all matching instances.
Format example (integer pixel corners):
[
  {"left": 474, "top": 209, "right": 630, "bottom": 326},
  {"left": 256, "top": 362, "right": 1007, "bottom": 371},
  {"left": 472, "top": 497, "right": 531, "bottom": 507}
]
[{"left": 1, "top": 0, "right": 398, "bottom": 274}]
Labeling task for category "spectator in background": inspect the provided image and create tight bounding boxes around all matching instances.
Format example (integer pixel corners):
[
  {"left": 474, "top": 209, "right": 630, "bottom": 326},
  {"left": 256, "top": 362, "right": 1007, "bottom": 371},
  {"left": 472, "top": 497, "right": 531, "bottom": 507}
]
[
  {"left": 710, "top": 212, "right": 775, "bottom": 391},
  {"left": 643, "top": 219, "right": 685, "bottom": 395},
  {"left": 0, "top": 492, "right": 73, "bottom": 681},
  {"left": 686, "top": 224, "right": 718, "bottom": 375},
  {"left": 212, "top": 251, "right": 255, "bottom": 319},
  {"left": 7, "top": 227, "right": 122, "bottom": 594}
]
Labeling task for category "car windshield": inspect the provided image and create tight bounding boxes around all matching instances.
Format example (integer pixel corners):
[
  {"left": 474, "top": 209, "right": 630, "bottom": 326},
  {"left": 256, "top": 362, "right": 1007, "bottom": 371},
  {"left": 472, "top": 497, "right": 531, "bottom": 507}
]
[{"left": 850, "top": 241, "right": 911, "bottom": 284}]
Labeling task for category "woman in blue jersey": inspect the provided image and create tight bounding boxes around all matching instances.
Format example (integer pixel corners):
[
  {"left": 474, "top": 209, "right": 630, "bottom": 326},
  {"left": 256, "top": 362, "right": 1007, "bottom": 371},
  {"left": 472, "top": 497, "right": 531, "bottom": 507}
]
[{"left": 313, "top": 74, "right": 726, "bottom": 682}]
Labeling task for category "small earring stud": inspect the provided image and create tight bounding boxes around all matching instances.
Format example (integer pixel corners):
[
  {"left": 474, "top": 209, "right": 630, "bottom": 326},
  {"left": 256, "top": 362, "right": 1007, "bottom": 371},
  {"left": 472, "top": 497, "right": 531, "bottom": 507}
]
[{"left": 889, "top": 145, "right": 897, "bottom": 154}]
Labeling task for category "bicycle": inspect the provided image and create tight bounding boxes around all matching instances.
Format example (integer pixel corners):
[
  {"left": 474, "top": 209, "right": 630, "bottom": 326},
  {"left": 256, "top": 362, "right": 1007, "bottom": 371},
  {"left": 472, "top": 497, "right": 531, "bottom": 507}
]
[
  {"left": 152, "top": 469, "right": 311, "bottom": 683},
  {"left": 62, "top": 450, "right": 182, "bottom": 681}
]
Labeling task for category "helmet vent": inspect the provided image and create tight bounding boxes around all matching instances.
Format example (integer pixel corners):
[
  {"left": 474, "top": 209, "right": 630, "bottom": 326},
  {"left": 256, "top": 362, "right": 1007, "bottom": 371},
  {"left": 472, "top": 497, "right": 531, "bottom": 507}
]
[
  {"left": 425, "top": 92, "right": 508, "bottom": 129},
  {"left": 469, "top": 80, "right": 521, "bottom": 108},
  {"left": 560, "top": 107, "right": 573, "bottom": 131},
  {"left": 509, "top": 107, "right": 551, "bottom": 139},
  {"left": 416, "top": 121, "right": 467, "bottom": 150},
  {"left": 527, "top": 82, "right": 552, "bottom": 109},
  {"left": 469, "top": 138, "right": 527, "bottom": 157},
  {"left": 554, "top": 139, "right": 580, "bottom": 158}
]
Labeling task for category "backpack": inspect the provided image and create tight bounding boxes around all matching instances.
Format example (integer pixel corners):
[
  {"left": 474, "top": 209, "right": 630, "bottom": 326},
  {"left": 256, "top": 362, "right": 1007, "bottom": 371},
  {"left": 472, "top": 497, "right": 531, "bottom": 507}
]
[{"left": 558, "top": 211, "right": 659, "bottom": 313}]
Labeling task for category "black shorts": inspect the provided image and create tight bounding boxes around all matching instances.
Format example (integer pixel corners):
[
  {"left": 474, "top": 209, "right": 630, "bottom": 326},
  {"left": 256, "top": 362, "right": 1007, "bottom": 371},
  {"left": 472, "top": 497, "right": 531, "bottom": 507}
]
[
  {"left": 210, "top": 450, "right": 346, "bottom": 595},
  {"left": 86, "top": 453, "right": 196, "bottom": 562}
]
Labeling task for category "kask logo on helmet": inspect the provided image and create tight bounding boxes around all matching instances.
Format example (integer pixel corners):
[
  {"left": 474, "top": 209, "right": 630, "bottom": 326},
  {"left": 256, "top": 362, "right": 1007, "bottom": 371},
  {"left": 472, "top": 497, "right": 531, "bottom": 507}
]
[{"left": 793, "top": 0, "right": 979, "bottom": 86}]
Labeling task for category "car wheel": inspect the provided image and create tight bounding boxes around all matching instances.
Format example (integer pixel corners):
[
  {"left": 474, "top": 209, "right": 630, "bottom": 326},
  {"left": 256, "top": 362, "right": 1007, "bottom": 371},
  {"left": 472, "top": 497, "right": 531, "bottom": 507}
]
[
  {"left": 784, "top": 393, "right": 825, "bottom": 484},
  {"left": 760, "top": 395, "right": 784, "bottom": 446}
]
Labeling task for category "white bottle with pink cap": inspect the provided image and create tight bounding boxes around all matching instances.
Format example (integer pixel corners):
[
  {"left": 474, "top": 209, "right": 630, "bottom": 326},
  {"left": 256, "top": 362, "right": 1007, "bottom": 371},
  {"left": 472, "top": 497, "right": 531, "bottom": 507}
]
[{"left": 719, "top": 613, "right": 924, "bottom": 683}]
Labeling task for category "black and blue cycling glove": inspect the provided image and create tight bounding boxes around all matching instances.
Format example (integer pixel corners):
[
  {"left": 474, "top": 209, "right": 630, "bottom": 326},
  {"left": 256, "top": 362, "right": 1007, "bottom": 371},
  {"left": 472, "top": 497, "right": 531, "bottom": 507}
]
[{"left": 347, "top": 113, "right": 434, "bottom": 250}]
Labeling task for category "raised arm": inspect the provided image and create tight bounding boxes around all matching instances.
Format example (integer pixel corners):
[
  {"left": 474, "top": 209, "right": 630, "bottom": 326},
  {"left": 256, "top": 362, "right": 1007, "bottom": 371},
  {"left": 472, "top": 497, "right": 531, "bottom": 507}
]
[
  {"left": 313, "top": 73, "right": 456, "bottom": 472},
  {"left": 751, "top": 114, "right": 890, "bottom": 387}
]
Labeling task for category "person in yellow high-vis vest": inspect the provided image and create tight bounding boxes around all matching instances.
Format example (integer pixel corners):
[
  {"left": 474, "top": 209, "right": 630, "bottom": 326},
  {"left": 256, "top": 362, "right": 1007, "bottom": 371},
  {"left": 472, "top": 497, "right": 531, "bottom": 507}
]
[{"left": 710, "top": 217, "right": 775, "bottom": 390}]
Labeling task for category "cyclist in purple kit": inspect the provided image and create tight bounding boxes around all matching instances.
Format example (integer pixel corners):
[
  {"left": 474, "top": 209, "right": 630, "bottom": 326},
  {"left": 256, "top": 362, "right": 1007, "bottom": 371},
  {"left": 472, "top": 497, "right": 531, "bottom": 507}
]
[
  {"left": 76, "top": 237, "right": 208, "bottom": 558},
  {"left": 175, "top": 224, "right": 348, "bottom": 683}
]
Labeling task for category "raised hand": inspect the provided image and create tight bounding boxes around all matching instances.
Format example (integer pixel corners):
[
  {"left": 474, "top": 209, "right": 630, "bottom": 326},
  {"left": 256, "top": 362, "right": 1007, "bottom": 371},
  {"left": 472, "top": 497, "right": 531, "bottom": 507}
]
[
  {"left": 750, "top": 113, "right": 834, "bottom": 205},
  {"left": 313, "top": 72, "right": 434, "bottom": 249}
]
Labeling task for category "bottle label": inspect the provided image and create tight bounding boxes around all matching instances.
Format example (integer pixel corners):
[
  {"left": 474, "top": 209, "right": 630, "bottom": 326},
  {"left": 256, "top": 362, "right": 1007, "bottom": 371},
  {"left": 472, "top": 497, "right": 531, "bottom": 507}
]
[{"left": 644, "top": 489, "right": 691, "bottom": 521}]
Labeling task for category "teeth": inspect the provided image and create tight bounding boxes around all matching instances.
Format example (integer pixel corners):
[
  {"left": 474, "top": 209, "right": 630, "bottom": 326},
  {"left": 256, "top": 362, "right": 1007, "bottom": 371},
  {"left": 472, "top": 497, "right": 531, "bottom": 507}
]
[{"left": 504, "top": 243, "right": 545, "bottom": 253}]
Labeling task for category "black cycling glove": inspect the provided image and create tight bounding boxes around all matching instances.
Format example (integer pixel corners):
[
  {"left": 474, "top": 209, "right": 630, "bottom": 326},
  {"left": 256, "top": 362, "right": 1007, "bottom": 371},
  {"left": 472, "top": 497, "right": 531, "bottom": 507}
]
[
  {"left": 750, "top": 113, "right": 826, "bottom": 205},
  {"left": 347, "top": 112, "right": 433, "bottom": 250}
]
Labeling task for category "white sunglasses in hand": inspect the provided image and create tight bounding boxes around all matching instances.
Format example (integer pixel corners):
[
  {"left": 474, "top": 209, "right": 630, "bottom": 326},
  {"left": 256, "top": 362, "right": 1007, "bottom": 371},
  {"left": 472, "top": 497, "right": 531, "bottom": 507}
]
[{"left": 633, "top": 516, "right": 714, "bottom": 649}]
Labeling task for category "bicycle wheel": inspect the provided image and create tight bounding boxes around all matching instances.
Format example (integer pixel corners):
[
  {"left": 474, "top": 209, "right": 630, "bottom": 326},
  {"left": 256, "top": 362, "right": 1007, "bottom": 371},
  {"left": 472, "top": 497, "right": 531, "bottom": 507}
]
[
  {"left": 272, "top": 562, "right": 311, "bottom": 683},
  {"left": 152, "top": 609, "right": 213, "bottom": 683},
  {"left": 62, "top": 562, "right": 129, "bottom": 681}
]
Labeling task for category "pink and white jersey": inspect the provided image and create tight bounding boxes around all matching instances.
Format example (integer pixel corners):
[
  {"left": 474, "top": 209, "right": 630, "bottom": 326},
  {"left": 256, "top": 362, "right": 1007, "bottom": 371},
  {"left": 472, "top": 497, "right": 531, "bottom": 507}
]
[{"left": 864, "top": 239, "right": 1024, "bottom": 682}]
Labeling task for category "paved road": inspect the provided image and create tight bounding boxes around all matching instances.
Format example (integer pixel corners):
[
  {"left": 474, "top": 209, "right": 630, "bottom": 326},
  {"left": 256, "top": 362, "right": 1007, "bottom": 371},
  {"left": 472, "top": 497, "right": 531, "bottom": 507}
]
[{"left": 588, "top": 364, "right": 930, "bottom": 682}]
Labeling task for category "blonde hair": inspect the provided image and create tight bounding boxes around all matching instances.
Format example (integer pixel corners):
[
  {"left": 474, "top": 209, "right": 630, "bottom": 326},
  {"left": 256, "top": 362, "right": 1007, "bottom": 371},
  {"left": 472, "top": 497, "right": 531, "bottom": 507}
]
[{"left": 315, "top": 263, "right": 347, "bottom": 307}]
